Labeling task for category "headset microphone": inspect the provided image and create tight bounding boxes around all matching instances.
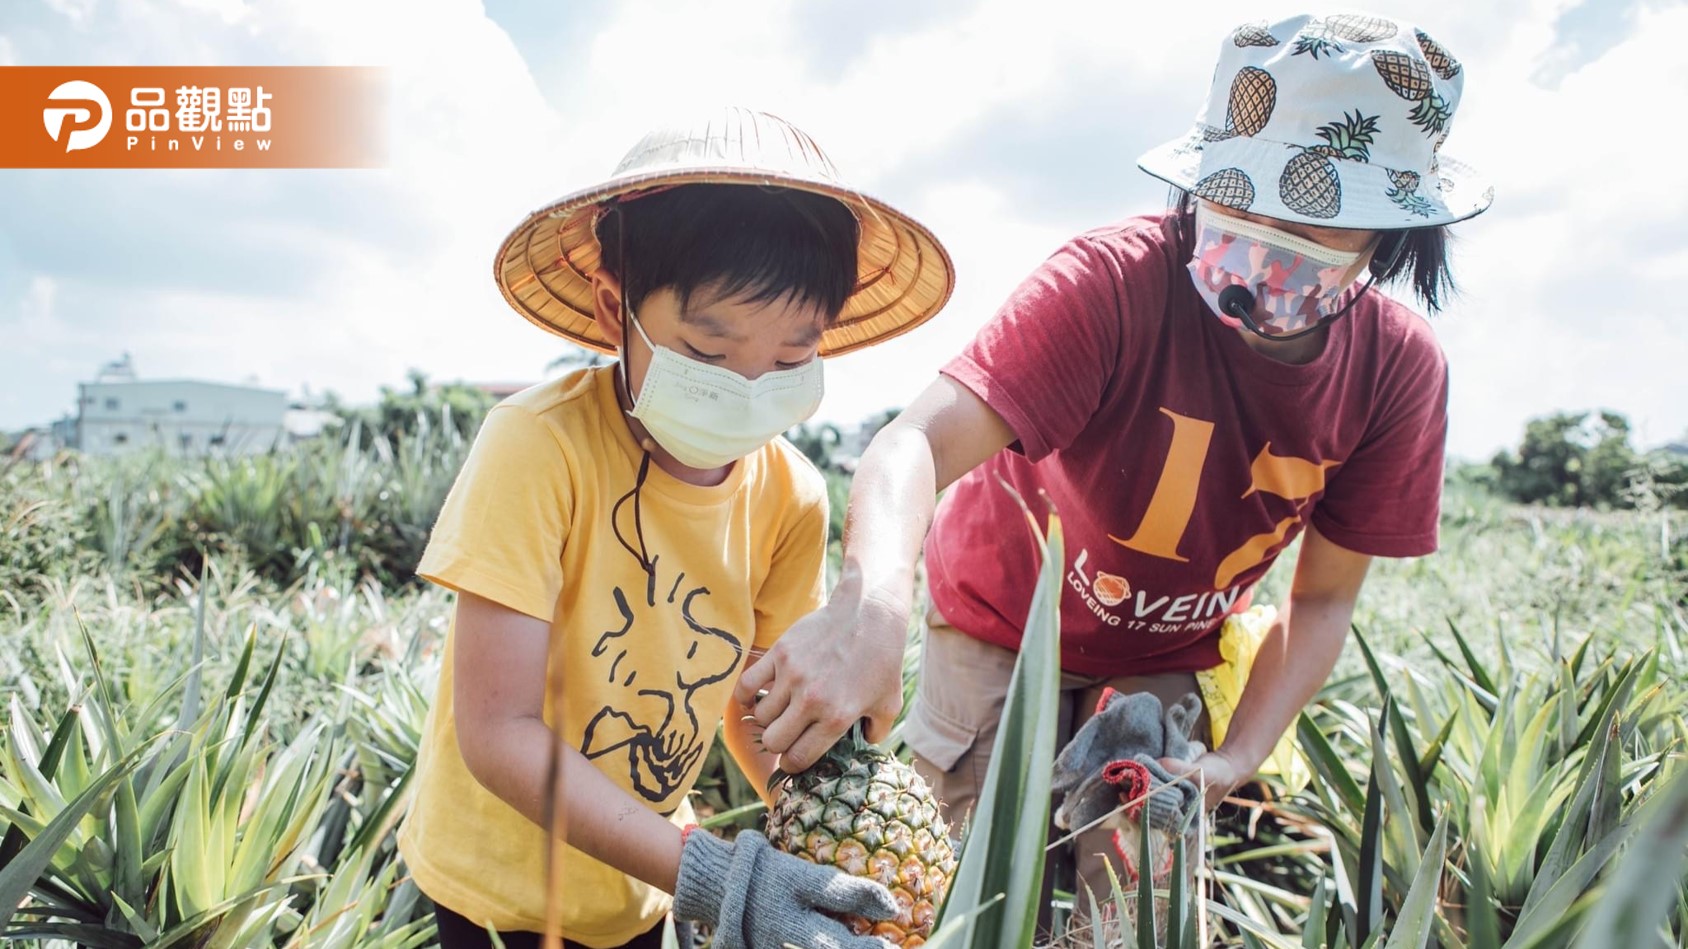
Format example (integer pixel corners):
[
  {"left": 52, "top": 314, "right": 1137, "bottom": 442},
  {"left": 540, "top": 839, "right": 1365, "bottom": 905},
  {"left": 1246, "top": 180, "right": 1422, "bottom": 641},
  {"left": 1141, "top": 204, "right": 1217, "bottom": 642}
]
[{"left": 1218, "top": 285, "right": 1256, "bottom": 325}]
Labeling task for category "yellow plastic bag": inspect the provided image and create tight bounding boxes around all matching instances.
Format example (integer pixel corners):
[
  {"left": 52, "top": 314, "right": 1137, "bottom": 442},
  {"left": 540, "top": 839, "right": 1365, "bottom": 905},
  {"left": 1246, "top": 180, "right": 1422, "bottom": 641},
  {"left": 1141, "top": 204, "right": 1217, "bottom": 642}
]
[{"left": 1192, "top": 603, "right": 1312, "bottom": 794}]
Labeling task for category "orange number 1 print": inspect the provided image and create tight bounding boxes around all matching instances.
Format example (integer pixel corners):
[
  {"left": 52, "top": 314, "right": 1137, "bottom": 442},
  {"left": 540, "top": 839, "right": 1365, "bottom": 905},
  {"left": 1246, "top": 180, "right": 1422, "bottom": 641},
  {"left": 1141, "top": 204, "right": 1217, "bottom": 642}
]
[
  {"left": 1107, "top": 408, "right": 1213, "bottom": 564},
  {"left": 1108, "top": 407, "right": 1341, "bottom": 589}
]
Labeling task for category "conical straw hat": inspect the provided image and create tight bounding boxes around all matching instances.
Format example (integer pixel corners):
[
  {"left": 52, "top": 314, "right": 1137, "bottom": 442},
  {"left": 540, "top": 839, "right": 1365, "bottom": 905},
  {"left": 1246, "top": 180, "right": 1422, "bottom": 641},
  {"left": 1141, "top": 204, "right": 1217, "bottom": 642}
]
[{"left": 495, "top": 107, "right": 955, "bottom": 357}]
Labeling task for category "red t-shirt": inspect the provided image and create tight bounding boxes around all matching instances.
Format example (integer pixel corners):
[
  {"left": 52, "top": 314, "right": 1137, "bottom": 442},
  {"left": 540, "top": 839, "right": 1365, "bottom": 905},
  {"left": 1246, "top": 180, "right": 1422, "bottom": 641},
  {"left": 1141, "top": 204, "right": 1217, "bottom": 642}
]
[{"left": 925, "top": 212, "right": 1449, "bottom": 676}]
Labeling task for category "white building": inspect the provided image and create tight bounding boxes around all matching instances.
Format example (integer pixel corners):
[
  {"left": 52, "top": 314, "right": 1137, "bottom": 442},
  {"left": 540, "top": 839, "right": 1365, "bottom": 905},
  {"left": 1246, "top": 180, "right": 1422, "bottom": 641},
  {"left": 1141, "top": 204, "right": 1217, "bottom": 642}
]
[{"left": 77, "top": 378, "right": 287, "bottom": 456}]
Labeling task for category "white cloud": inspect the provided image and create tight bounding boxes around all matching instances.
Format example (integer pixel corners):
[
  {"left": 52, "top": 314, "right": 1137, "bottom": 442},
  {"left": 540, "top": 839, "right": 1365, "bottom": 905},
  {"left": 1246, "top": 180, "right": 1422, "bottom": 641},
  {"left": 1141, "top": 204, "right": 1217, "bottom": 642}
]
[
  {"left": 1, "top": 0, "right": 1683, "bottom": 463},
  {"left": 1, "top": 0, "right": 570, "bottom": 412},
  {"left": 1430, "top": 0, "right": 1688, "bottom": 456},
  {"left": 821, "top": 179, "right": 1071, "bottom": 420},
  {"left": 44, "top": 0, "right": 98, "bottom": 24}
]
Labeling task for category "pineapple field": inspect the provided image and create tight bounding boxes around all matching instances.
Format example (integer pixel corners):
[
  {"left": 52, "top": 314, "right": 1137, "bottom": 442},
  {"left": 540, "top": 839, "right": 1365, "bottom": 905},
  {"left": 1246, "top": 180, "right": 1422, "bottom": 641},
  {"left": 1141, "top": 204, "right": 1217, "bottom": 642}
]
[{"left": 3, "top": 421, "right": 1688, "bottom": 948}]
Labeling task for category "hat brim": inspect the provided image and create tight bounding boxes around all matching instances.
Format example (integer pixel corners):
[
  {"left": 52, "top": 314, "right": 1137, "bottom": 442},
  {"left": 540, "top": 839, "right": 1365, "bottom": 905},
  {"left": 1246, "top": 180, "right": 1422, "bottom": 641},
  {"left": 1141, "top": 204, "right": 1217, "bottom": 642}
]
[
  {"left": 1138, "top": 129, "right": 1493, "bottom": 230},
  {"left": 495, "top": 167, "right": 954, "bottom": 358}
]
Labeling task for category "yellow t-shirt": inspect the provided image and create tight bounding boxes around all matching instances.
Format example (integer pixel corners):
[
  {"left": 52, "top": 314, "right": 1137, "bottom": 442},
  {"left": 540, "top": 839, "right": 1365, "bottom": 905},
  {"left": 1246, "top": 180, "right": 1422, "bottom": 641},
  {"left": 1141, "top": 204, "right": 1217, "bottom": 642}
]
[{"left": 397, "top": 366, "right": 828, "bottom": 945}]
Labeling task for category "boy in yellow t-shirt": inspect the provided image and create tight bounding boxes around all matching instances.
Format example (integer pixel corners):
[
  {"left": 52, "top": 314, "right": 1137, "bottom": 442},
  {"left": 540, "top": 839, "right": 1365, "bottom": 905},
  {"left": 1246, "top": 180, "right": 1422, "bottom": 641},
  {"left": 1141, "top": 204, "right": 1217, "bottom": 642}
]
[{"left": 396, "top": 108, "right": 954, "bottom": 949}]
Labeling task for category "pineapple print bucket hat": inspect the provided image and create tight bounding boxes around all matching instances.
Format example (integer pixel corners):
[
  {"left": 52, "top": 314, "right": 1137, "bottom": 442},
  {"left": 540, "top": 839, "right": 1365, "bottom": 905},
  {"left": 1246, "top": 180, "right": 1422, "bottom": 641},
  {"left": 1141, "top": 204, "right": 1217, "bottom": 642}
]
[
  {"left": 1139, "top": 13, "right": 1493, "bottom": 230},
  {"left": 495, "top": 107, "right": 955, "bottom": 357}
]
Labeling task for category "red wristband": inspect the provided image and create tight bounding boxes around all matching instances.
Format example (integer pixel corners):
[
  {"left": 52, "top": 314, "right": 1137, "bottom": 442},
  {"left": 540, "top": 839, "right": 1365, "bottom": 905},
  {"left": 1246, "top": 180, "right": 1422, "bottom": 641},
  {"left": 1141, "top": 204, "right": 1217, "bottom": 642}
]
[{"left": 680, "top": 823, "right": 700, "bottom": 844}]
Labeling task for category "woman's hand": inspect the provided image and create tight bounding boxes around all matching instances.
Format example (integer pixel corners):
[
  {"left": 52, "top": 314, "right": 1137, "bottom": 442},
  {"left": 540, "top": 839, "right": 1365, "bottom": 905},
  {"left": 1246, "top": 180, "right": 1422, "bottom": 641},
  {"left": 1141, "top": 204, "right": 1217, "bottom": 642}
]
[
  {"left": 732, "top": 581, "right": 909, "bottom": 771},
  {"left": 1159, "top": 748, "right": 1251, "bottom": 813},
  {"left": 733, "top": 376, "right": 1016, "bottom": 772}
]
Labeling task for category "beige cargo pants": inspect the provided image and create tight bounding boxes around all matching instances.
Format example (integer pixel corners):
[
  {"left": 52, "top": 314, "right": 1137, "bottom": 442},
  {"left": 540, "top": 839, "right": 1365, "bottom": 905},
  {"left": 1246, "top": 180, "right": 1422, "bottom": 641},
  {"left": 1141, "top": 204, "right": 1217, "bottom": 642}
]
[{"left": 902, "top": 606, "right": 1212, "bottom": 932}]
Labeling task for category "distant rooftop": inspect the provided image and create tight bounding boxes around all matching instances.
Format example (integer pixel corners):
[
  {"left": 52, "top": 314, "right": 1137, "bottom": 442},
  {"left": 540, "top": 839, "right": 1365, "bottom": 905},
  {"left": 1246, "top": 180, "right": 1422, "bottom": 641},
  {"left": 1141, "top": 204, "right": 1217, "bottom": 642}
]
[{"left": 81, "top": 378, "right": 287, "bottom": 396}]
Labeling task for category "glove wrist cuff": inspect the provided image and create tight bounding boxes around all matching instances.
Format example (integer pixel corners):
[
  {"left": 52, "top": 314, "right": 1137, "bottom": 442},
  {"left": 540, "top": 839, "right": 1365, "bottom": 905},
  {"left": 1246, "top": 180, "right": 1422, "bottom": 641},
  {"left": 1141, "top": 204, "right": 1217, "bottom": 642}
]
[{"left": 673, "top": 830, "right": 732, "bottom": 926}]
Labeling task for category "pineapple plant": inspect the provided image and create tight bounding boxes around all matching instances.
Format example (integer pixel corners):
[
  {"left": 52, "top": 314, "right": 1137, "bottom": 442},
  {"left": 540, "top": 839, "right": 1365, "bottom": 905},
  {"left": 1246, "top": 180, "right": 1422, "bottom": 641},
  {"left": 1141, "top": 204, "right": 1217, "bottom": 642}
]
[
  {"left": 1231, "top": 22, "right": 1279, "bottom": 48},
  {"left": 1372, "top": 49, "right": 1454, "bottom": 135},
  {"left": 1279, "top": 110, "right": 1379, "bottom": 219},
  {"left": 1415, "top": 28, "right": 1461, "bottom": 79},
  {"left": 766, "top": 726, "right": 957, "bottom": 947},
  {"left": 1191, "top": 167, "right": 1256, "bottom": 210},
  {"left": 1292, "top": 14, "right": 1398, "bottom": 59}
]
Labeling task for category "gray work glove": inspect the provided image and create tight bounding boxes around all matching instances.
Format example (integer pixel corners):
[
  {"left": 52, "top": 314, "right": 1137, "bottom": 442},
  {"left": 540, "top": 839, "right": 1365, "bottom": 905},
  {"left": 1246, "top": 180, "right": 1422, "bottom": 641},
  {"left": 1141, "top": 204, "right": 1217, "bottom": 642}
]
[
  {"left": 673, "top": 829, "right": 897, "bottom": 949},
  {"left": 1051, "top": 689, "right": 1205, "bottom": 835}
]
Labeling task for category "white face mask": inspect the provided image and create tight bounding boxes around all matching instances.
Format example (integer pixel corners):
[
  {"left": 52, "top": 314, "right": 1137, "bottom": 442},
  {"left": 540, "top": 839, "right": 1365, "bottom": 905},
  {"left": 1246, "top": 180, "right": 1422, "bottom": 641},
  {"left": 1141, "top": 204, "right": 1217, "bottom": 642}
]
[{"left": 621, "top": 304, "right": 824, "bottom": 469}]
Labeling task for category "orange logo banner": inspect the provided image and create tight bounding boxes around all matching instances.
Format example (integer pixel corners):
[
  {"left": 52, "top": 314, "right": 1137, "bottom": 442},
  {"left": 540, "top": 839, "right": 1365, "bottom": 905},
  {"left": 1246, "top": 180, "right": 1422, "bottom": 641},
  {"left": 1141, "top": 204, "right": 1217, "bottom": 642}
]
[{"left": 0, "top": 67, "right": 387, "bottom": 168}]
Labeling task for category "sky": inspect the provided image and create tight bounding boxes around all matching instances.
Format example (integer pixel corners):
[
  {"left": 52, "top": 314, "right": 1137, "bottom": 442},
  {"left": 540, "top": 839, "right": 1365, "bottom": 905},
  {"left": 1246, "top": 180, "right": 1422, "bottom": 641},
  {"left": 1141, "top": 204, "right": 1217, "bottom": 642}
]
[{"left": 1, "top": 0, "right": 1684, "bottom": 461}]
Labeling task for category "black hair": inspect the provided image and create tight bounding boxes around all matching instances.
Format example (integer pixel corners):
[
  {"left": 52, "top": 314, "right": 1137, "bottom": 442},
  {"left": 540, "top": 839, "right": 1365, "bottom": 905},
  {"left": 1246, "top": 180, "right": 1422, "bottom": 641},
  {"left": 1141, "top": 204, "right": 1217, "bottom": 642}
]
[
  {"left": 593, "top": 183, "right": 860, "bottom": 323},
  {"left": 1170, "top": 189, "right": 1458, "bottom": 313}
]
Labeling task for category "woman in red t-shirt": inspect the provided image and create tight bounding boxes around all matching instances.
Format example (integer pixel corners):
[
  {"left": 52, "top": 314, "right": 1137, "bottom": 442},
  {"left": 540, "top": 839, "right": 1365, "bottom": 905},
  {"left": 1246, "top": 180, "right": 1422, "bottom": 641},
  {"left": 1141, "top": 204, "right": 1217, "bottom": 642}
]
[{"left": 738, "top": 11, "right": 1494, "bottom": 908}]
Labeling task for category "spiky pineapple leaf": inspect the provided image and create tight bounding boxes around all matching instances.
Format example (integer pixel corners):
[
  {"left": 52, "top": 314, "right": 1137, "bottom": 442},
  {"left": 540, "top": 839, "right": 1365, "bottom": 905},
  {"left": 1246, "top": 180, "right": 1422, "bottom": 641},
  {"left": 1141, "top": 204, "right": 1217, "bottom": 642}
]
[
  {"left": 0, "top": 736, "right": 156, "bottom": 933},
  {"left": 1443, "top": 620, "right": 1498, "bottom": 697},
  {"left": 931, "top": 483, "right": 1064, "bottom": 949},
  {"left": 1353, "top": 631, "right": 1435, "bottom": 836},
  {"left": 1380, "top": 813, "right": 1447, "bottom": 949},
  {"left": 1355, "top": 760, "right": 1385, "bottom": 947},
  {"left": 1505, "top": 776, "right": 1646, "bottom": 949},
  {"left": 1466, "top": 809, "right": 1502, "bottom": 949},
  {"left": 0, "top": 701, "right": 79, "bottom": 872},
  {"left": 1137, "top": 813, "right": 1154, "bottom": 949},
  {"left": 0, "top": 923, "right": 143, "bottom": 948},
  {"left": 1297, "top": 712, "right": 1366, "bottom": 816}
]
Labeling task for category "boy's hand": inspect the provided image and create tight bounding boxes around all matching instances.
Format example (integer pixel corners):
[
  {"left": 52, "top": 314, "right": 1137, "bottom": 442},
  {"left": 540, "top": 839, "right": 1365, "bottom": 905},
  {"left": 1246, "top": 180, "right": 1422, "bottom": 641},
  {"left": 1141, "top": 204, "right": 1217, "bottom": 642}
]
[
  {"left": 674, "top": 829, "right": 896, "bottom": 948},
  {"left": 732, "top": 588, "right": 907, "bottom": 772}
]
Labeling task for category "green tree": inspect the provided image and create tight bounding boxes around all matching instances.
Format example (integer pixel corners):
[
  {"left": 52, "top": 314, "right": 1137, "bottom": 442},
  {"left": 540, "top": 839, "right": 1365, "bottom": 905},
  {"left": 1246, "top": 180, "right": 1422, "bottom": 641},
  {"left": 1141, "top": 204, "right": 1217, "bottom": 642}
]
[
  {"left": 335, "top": 370, "right": 496, "bottom": 446},
  {"left": 546, "top": 344, "right": 609, "bottom": 375},
  {"left": 787, "top": 421, "right": 844, "bottom": 472},
  {"left": 1582, "top": 411, "right": 1640, "bottom": 507},
  {"left": 1492, "top": 410, "right": 1642, "bottom": 509}
]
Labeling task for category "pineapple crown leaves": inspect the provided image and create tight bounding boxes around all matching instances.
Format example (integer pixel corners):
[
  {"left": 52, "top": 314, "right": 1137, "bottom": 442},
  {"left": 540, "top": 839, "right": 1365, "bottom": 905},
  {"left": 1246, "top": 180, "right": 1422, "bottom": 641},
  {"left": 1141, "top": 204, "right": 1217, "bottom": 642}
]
[
  {"left": 764, "top": 719, "right": 888, "bottom": 796},
  {"left": 1313, "top": 110, "right": 1382, "bottom": 162},
  {"left": 1409, "top": 94, "right": 1455, "bottom": 136},
  {"left": 1388, "top": 189, "right": 1436, "bottom": 218},
  {"left": 1292, "top": 33, "right": 1341, "bottom": 59}
]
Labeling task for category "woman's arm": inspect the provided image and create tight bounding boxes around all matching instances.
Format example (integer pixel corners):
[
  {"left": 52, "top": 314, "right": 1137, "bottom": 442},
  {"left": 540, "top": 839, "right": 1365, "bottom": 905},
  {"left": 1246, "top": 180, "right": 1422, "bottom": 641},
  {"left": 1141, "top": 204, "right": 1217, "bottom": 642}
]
[
  {"left": 735, "top": 375, "right": 1016, "bottom": 770},
  {"left": 451, "top": 590, "right": 684, "bottom": 893},
  {"left": 1168, "top": 524, "right": 1373, "bottom": 809}
]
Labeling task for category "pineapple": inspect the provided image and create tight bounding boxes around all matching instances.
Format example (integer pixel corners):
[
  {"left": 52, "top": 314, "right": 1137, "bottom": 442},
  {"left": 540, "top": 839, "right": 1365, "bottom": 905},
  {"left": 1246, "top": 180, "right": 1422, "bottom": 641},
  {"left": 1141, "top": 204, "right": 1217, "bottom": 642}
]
[
  {"left": 1415, "top": 28, "right": 1462, "bottom": 79},
  {"left": 1279, "top": 152, "right": 1343, "bottom": 219},
  {"left": 1225, "top": 66, "right": 1277, "bottom": 137},
  {"left": 1231, "top": 22, "right": 1280, "bottom": 48},
  {"left": 1372, "top": 49, "right": 1454, "bottom": 135},
  {"left": 1191, "top": 167, "right": 1256, "bottom": 210},
  {"left": 1325, "top": 14, "right": 1399, "bottom": 43},
  {"left": 1279, "top": 110, "right": 1379, "bottom": 219},
  {"left": 1371, "top": 49, "right": 1433, "bottom": 100},
  {"left": 766, "top": 728, "right": 957, "bottom": 947},
  {"left": 1292, "top": 14, "right": 1398, "bottom": 59}
]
